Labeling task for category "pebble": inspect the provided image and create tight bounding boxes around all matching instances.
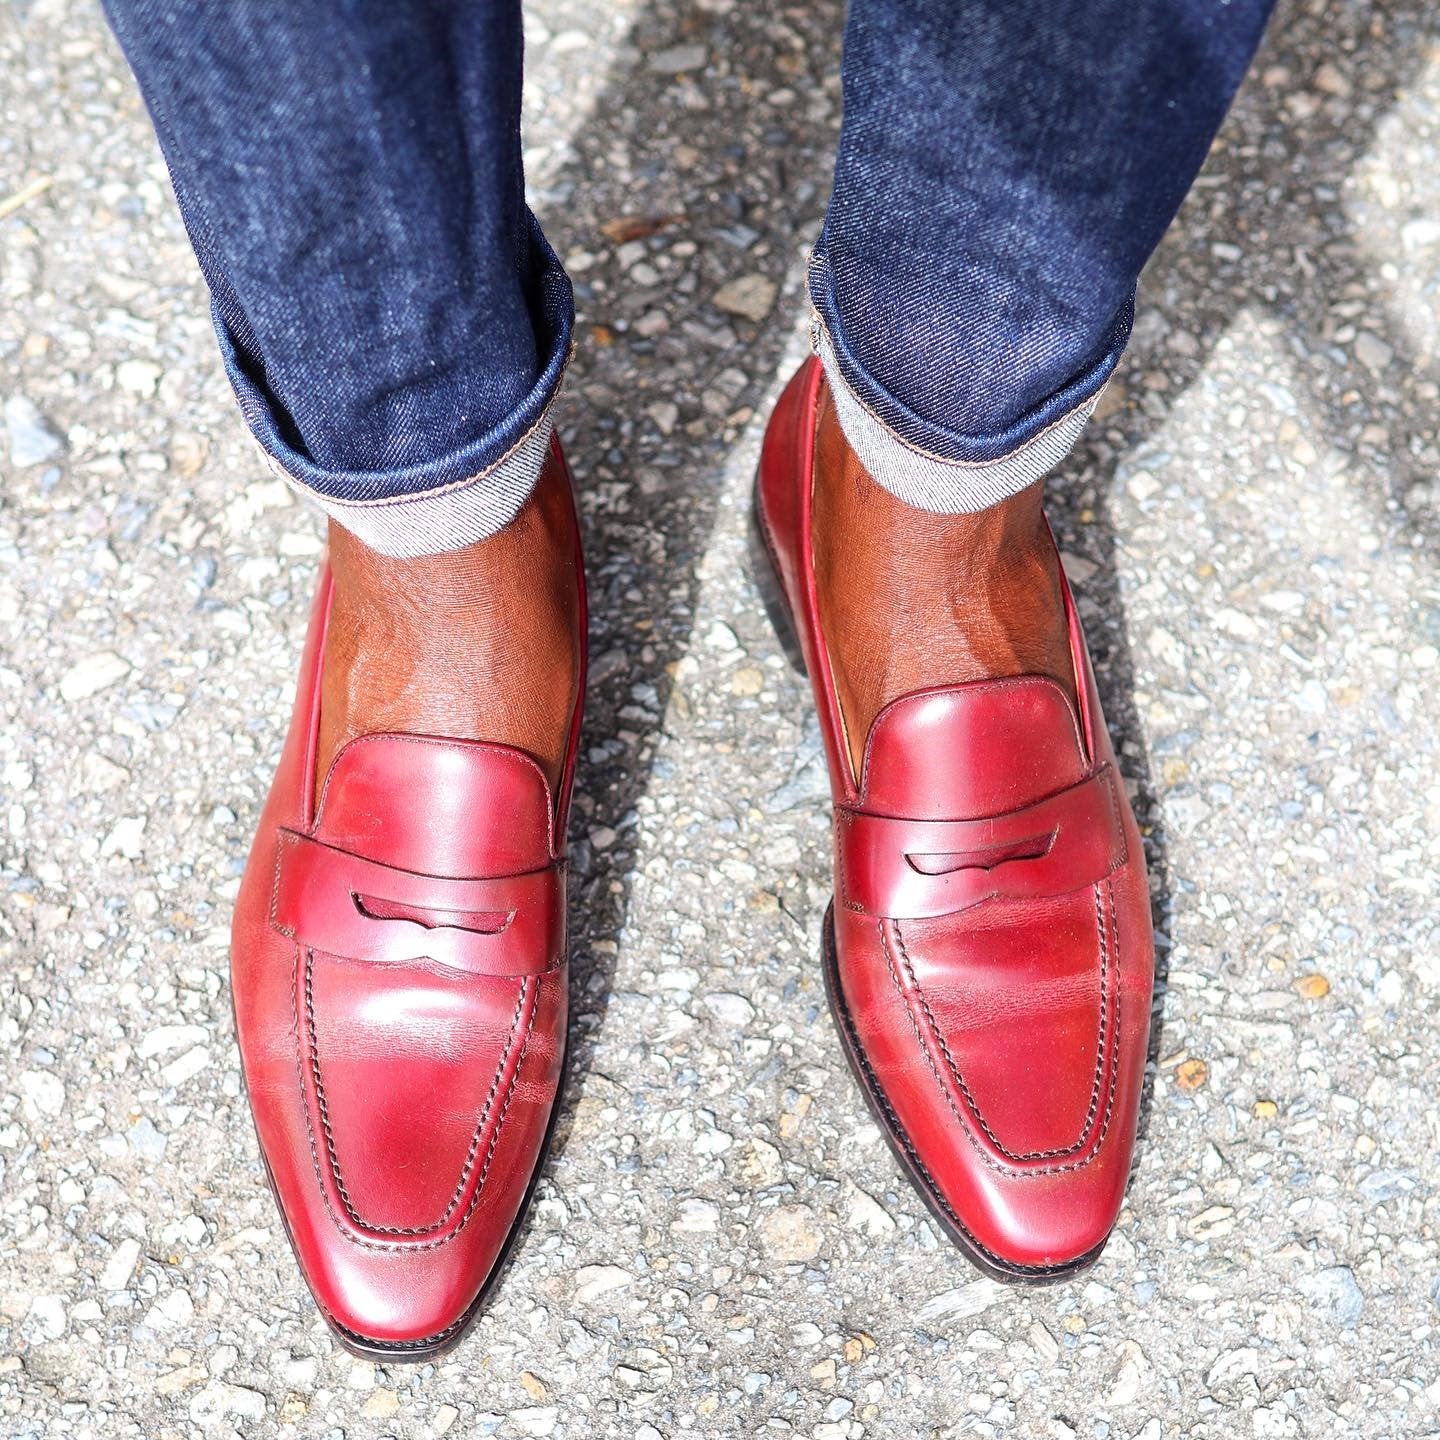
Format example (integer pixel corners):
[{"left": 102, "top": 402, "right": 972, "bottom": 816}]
[
  {"left": 647, "top": 43, "right": 707, "bottom": 74},
  {"left": 145, "top": 1289, "right": 194, "bottom": 1330},
  {"left": 671, "top": 1199, "right": 720, "bottom": 1234},
  {"left": 116, "top": 359, "right": 162, "bottom": 397},
  {"left": 140, "top": 1023, "right": 210, "bottom": 1059},
  {"left": 362, "top": 1389, "right": 400, "bottom": 1419},
  {"left": 27, "top": 1294, "right": 66, "bottom": 1341},
  {"left": 842, "top": 1181, "right": 896, "bottom": 1237},
  {"left": 1353, "top": 332, "right": 1393, "bottom": 373},
  {"left": 758, "top": 1204, "right": 824, "bottom": 1263},
  {"left": 189, "top": 1383, "right": 266, "bottom": 1423},
  {"left": 1300, "top": 1267, "right": 1365, "bottom": 1328},
  {"left": 100, "top": 1238, "right": 142, "bottom": 1291},
  {"left": 4, "top": 394, "right": 63, "bottom": 467},
  {"left": 20, "top": 1069, "right": 65, "bottom": 1117},
  {"left": 58, "top": 650, "right": 131, "bottom": 702},
  {"left": 575, "top": 1264, "right": 634, "bottom": 1303},
  {"left": 713, "top": 274, "right": 778, "bottom": 323},
  {"left": 160, "top": 1045, "right": 211, "bottom": 1087},
  {"left": 703, "top": 991, "right": 755, "bottom": 1026}
]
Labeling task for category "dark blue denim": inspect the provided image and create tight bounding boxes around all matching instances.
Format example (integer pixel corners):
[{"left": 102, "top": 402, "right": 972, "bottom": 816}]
[
  {"left": 104, "top": 0, "right": 1271, "bottom": 504},
  {"left": 101, "top": 0, "right": 572, "bottom": 505},
  {"left": 811, "top": 0, "right": 1276, "bottom": 464}
]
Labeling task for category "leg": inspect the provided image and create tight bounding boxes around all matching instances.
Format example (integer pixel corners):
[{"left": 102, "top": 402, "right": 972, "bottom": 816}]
[
  {"left": 757, "top": 0, "right": 1273, "bottom": 1278},
  {"left": 102, "top": 0, "right": 579, "bottom": 789},
  {"left": 810, "top": 0, "right": 1275, "bottom": 767},
  {"left": 102, "top": 1, "right": 582, "bottom": 1351}
]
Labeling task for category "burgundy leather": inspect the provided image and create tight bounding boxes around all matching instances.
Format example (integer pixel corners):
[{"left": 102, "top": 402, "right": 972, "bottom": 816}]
[
  {"left": 757, "top": 359, "right": 1155, "bottom": 1274},
  {"left": 230, "top": 437, "right": 585, "bottom": 1352}
]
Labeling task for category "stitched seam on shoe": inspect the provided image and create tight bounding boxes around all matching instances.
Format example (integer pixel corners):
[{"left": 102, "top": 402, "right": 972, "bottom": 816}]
[
  {"left": 1100, "top": 767, "right": 1130, "bottom": 870},
  {"left": 844, "top": 918, "right": 1087, "bottom": 1275},
  {"left": 899, "top": 885, "right": 1115, "bottom": 1164},
  {"left": 308, "top": 958, "right": 525, "bottom": 1236},
  {"left": 834, "top": 918, "right": 1094, "bottom": 1275},
  {"left": 293, "top": 951, "right": 535, "bottom": 1251},
  {"left": 894, "top": 917, "right": 1104, "bottom": 1163},
  {"left": 270, "top": 833, "right": 295, "bottom": 937},
  {"left": 881, "top": 911, "right": 1113, "bottom": 1177}
]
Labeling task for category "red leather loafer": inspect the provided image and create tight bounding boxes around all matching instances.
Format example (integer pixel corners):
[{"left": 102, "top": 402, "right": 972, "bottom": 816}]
[
  {"left": 230, "top": 439, "right": 585, "bottom": 1357},
  {"left": 754, "top": 359, "right": 1154, "bottom": 1279}
]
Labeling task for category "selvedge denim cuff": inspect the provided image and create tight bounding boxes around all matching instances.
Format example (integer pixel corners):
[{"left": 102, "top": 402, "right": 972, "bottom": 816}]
[
  {"left": 223, "top": 221, "right": 574, "bottom": 558},
  {"left": 808, "top": 253, "right": 1131, "bottom": 515}
]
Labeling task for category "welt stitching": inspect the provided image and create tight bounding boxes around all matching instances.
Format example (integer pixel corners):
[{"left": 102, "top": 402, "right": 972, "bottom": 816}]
[
  {"left": 307, "top": 957, "right": 526, "bottom": 1236},
  {"left": 894, "top": 916, "right": 1106, "bottom": 1163},
  {"left": 293, "top": 949, "right": 533, "bottom": 1252},
  {"left": 1102, "top": 879, "right": 1121, "bottom": 1141}
]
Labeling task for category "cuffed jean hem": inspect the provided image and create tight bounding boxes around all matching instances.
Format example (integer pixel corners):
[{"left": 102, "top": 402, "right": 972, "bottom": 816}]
[
  {"left": 807, "top": 256, "right": 1130, "bottom": 514},
  {"left": 223, "top": 215, "right": 574, "bottom": 558}
]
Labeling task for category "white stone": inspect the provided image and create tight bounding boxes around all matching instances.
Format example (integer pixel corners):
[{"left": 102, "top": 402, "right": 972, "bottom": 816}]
[
  {"left": 140, "top": 1024, "right": 209, "bottom": 1059},
  {"left": 671, "top": 1198, "right": 720, "bottom": 1233},
  {"left": 161, "top": 1046, "right": 211, "bottom": 1087},
  {"left": 188, "top": 1382, "right": 266, "bottom": 1423},
  {"left": 100, "top": 814, "right": 146, "bottom": 859},
  {"left": 59, "top": 651, "right": 130, "bottom": 702},
  {"left": 842, "top": 1180, "right": 896, "bottom": 1237},
  {"left": 20, "top": 1069, "right": 65, "bottom": 1117},
  {"left": 575, "top": 1264, "right": 634, "bottom": 1304},
  {"left": 703, "top": 992, "right": 754, "bottom": 1027},
  {"left": 27, "top": 1294, "right": 66, "bottom": 1341},
  {"left": 100, "top": 1238, "right": 142, "bottom": 1291},
  {"left": 146, "top": 1289, "right": 194, "bottom": 1330},
  {"left": 713, "top": 274, "right": 778, "bottom": 323},
  {"left": 116, "top": 359, "right": 162, "bottom": 397},
  {"left": 4, "top": 395, "right": 63, "bottom": 467}
]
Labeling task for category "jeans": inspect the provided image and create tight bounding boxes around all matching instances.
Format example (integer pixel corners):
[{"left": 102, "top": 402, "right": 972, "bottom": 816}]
[{"left": 103, "top": 0, "right": 1274, "bottom": 554}]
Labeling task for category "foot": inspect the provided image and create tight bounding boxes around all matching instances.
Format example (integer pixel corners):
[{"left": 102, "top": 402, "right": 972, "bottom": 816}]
[
  {"left": 809, "top": 381, "right": 1076, "bottom": 776},
  {"left": 316, "top": 450, "right": 582, "bottom": 796},
  {"left": 755, "top": 359, "right": 1154, "bottom": 1277},
  {"left": 231, "top": 438, "right": 585, "bottom": 1356}
]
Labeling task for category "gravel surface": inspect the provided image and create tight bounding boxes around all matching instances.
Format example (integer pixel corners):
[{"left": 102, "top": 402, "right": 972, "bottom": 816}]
[{"left": 4, "top": 1, "right": 1440, "bottom": 1437}]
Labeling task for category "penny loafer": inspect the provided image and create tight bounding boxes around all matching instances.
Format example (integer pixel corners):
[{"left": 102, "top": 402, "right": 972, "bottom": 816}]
[
  {"left": 230, "top": 438, "right": 586, "bottom": 1357},
  {"left": 754, "top": 359, "right": 1154, "bottom": 1279}
]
